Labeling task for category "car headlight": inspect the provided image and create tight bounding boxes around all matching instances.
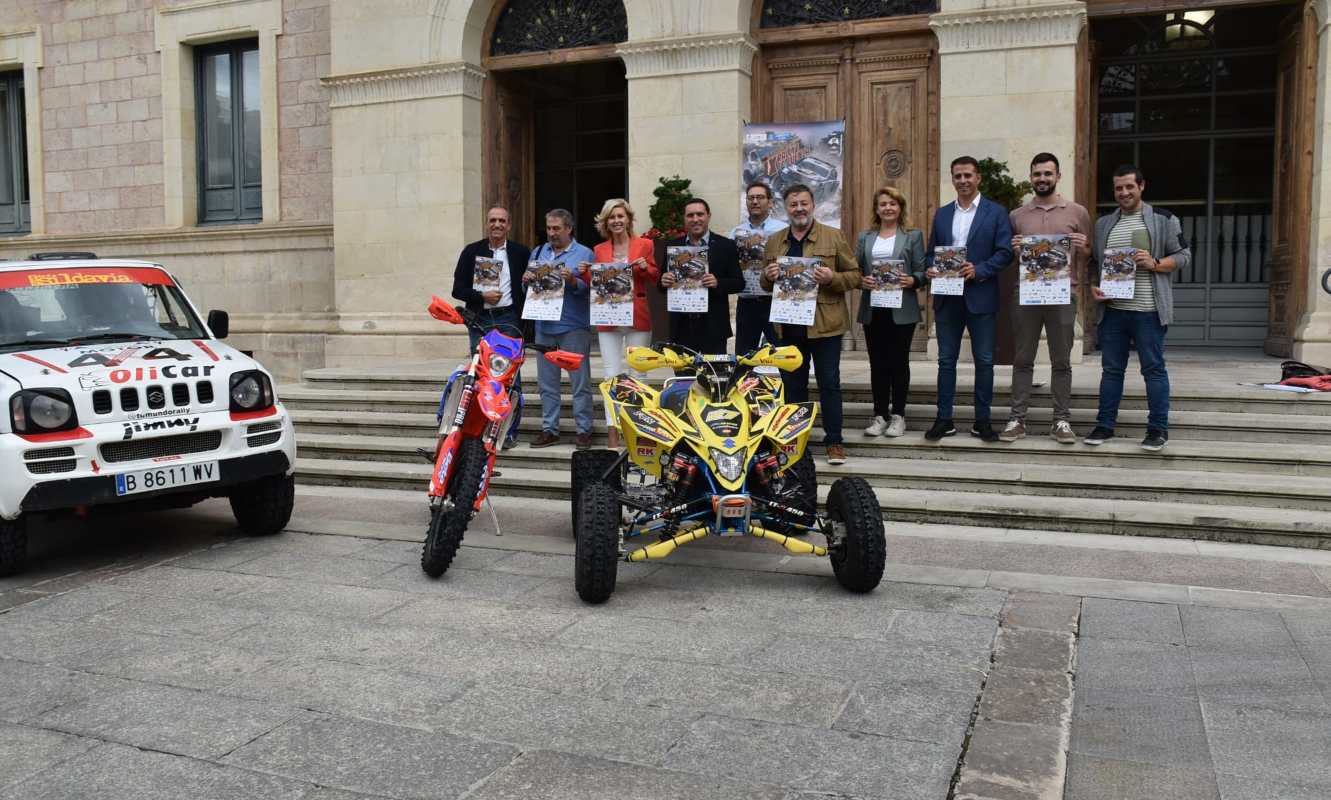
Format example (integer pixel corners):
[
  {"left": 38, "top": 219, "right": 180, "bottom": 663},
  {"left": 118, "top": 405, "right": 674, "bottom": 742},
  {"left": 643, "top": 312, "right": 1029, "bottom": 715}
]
[
  {"left": 709, "top": 448, "right": 745, "bottom": 482},
  {"left": 487, "top": 353, "right": 512, "bottom": 376},
  {"left": 9, "top": 389, "right": 78, "bottom": 434},
  {"left": 229, "top": 371, "right": 274, "bottom": 412}
]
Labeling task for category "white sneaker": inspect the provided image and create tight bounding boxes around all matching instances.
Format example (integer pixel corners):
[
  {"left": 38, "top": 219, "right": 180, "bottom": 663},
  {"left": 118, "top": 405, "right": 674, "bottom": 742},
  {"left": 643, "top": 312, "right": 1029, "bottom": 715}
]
[
  {"left": 864, "top": 415, "right": 888, "bottom": 437},
  {"left": 885, "top": 414, "right": 907, "bottom": 438}
]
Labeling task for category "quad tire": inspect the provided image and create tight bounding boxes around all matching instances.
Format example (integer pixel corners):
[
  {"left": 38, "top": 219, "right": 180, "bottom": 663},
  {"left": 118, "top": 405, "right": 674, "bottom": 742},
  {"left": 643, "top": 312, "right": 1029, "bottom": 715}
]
[
  {"left": 421, "top": 437, "right": 489, "bottom": 578},
  {"left": 570, "top": 449, "right": 621, "bottom": 536},
  {"left": 230, "top": 473, "right": 295, "bottom": 537},
  {"left": 0, "top": 515, "right": 27, "bottom": 578},
  {"left": 575, "top": 482, "right": 620, "bottom": 603},
  {"left": 827, "top": 476, "right": 886, "bottom": 593}
]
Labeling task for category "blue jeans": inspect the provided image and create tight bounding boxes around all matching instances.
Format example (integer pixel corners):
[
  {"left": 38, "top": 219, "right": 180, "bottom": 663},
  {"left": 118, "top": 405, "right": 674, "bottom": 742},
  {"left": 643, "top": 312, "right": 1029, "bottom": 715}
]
[
  {"left": 1097, "top": 306, "right": 1170, "bottom": 431},
  {"left": 780, "top": 329, "right": 844, "bottom": 445},
  {"left": 934, "top": 298, "right": 996, "bottom": 422},
  {"left": 735, "top": 297, "right": 777, "bottom": 356},
  {"left": 536, "top": 326, "right": 594, "bottom": 435},
  {"left": 468, "top": 307, "right": 523, "bottom": 443}
]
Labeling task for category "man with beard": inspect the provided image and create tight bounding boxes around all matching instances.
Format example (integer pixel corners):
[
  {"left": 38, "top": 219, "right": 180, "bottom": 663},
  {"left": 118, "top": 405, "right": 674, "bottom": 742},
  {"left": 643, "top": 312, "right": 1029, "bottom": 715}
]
[
  {"left": 659, "top": 197, "right": 744, "bottom": 355},
  {"left": 760, "top": 184, "right": 860, "bottom": 465},
  {"left": 451, "top": 205, "right": 530, "bottom": 449},
  {"left": 731, "top": 182, "right": 787, "bottom": 355},
  {"left": 1000, "top": 153, "right": 1091, "bottom": 445}
]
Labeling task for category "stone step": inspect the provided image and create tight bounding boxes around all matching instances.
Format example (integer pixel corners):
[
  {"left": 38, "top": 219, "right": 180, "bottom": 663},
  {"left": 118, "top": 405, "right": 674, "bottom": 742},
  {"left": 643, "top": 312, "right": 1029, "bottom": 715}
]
[
  {"left": 292, "top": 431, "right": 1331, "bottom": 509},
  {"left": 285, "top": 378, "right": 1331, "bottom": 416},
  {"left": 291, "top": 457, "right": 1331, "bottom": 548},
  {"left": 285, "top": 404, "right": 1331, "bottom": 446}
]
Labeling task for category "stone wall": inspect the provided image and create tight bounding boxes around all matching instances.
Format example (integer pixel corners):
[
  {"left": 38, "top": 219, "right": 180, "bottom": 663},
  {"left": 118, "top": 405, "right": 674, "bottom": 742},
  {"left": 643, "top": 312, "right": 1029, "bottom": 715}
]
[{"left": 277, "top": 0, "right": 332, "bottom": 223}]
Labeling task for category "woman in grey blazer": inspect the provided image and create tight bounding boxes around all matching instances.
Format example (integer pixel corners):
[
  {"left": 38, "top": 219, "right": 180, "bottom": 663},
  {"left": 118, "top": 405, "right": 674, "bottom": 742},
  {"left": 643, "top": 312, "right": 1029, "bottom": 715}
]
[{"left": 857, "top": 186, "right": 927, "bottom": 437}]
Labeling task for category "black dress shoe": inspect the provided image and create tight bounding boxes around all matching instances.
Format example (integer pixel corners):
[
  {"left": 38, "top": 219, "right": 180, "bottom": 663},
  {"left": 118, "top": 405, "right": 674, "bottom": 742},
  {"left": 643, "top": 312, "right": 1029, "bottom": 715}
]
[
  {"left": 924, "top": 418, "right": 956, "bottom": 441},
  {"left": 970, "top": 421, "right": 1000, "bottom": 443}
]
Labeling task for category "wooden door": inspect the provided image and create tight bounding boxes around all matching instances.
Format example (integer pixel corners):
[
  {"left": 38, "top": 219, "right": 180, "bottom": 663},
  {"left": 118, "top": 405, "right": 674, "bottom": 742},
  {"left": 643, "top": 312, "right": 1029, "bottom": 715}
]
[
  {"left": 1266, "top": 5, "right": 1315, "bottom": 356},
  {"left": 484, "top": 73, "right": 535, "bottom": 245}
]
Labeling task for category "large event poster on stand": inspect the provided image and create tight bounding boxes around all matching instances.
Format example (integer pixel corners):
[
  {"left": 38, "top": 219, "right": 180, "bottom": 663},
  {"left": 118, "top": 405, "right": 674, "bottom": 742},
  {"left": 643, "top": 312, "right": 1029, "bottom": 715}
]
[
  {"left": 589, "top": 262, "right": 634, "bottom": 326},
  {"left": 521, "top": 260, "right": 564, "bottom": 321},
  {"left": 931, "top": 247, "right": 966, "bottom": 296},
  {"left": 769, "top": 256, "right": 820, "bottom": 326},
  {"left": 1017, "top": 235, "right": 1072, "bottom": 306},
  {"left": 666, "top": 246, "right": 709, "bottom": 313},
  {"left": 741, "top": 121, "right": 844, "bottom": 229}
]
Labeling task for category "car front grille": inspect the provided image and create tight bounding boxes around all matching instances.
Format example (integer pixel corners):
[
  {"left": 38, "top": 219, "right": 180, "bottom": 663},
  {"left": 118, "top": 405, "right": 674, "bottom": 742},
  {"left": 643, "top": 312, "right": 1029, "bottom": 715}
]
[
  {"left": 100, "top": 431, "right": 223, "bottom": 464},
  {"left": 92, "top": 390, "right": 113, "bottom": 414},
  {"left": 245, "top": 420, "right": 283, "bottom": 448},
  {"left": 24, "top": 446, "right": 78, "bottom": 475}
]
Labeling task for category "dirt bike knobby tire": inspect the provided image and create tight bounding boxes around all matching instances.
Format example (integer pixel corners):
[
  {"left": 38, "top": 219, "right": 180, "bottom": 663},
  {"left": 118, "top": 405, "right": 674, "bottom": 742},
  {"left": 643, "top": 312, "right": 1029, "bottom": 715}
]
[
  {"left": 230, "top": 473, "right": 295, "bottom": 537},
  {"left": 0, "top": 515, "right": 27, "bottom": 577},
  {"left": 575, "top": 482, "right": 620, "bottom": 603},
  {"left": 827, "top": 476, "right": 886, "bottom": 593},
  {"left": 421, "top": 436, "right": 488, "bottom": 577}
]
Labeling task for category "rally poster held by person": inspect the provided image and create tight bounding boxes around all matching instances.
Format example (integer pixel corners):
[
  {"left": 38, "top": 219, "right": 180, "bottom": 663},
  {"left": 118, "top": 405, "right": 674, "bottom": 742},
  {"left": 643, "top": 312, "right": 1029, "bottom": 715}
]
[
  {"left": 659, "top": 198, "right": 744, "bottom": 356},
  {"left": 856, "top": 186, "right": 926, "bottom": 439},
  {"left": 761, "top": 183, "right": 861, "bottom": 466},
  {"left": 924, "top": 156, "right": 1014, "bottom": 443},
  {"left": 451, "top": 205, "right": 530, "bottom": 449},
  {"left": 585, "top": 198, "right": 659, "bottom": 450},
  {"left": 731, "top": 181, "right": 787, "bottom": 355}
]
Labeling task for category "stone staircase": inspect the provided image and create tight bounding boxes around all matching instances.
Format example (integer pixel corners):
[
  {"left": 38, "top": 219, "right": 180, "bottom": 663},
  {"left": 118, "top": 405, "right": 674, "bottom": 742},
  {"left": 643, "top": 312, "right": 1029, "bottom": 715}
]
[{"left": 281, "top": 359, "right": 1331, "bottom": 548}]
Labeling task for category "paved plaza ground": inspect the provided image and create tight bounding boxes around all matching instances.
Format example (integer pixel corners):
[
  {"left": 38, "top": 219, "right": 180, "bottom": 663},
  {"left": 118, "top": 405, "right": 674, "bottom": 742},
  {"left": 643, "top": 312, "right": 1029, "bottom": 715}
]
[{"left": 1, "top": 486, "right": 1329, "bottom": 799}]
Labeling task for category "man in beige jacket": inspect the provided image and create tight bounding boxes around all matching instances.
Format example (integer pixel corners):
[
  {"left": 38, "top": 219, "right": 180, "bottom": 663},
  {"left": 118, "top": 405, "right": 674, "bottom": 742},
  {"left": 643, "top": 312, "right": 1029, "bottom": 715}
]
[{"left": 761, "top": 183, "right": 861, "bottom": 465}]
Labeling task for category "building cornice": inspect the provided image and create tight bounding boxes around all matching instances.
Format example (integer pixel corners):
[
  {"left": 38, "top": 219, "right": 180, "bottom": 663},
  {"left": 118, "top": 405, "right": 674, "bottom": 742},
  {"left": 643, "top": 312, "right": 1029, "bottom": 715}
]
[
  {"left": 616, "top": 33, "right": 758, "bottom": 79},
  {"left": 321, "top": 62, "right": 487, "bottom": 107},
  {"left": 929, "top": 2, "right": 1085, "bottom": 54}
]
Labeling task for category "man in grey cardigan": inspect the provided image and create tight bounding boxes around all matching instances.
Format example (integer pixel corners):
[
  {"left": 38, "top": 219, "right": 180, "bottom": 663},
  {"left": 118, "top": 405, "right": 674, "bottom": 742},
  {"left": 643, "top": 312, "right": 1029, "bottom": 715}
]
[{"left": 1085, "top": 164, "right": 1192, "bottom": 452}]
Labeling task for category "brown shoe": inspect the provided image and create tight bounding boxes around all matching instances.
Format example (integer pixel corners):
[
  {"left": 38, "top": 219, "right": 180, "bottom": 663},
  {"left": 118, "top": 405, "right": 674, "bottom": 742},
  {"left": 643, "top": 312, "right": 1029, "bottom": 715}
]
[
  {"left": 826, "top": 444, "right": 846, "bottom": 465},
  {"left": 574, "top": 433, "right": 592, "bottom": 450},
  {"left": 529, "top": 430, "right": 561, "bottom": 448}
]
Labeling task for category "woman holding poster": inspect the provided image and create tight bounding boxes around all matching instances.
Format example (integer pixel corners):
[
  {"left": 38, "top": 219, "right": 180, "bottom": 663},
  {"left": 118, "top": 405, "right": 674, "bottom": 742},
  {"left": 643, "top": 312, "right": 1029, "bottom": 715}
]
[
  {"left": 586, "top": 198, "right": 658, "bottom": 449},
  {"left": 855, "top": 186, "right": 926, "bottom": 438}
]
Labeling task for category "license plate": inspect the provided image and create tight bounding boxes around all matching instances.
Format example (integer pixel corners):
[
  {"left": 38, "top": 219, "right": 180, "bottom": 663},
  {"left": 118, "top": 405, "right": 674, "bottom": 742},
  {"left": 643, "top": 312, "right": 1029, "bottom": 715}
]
[
  {"left": 720, "top": 503, "right": 748, "bottom": 518},
  {"left": 114, "top": 461, "right": 219, "bottom": 496}
]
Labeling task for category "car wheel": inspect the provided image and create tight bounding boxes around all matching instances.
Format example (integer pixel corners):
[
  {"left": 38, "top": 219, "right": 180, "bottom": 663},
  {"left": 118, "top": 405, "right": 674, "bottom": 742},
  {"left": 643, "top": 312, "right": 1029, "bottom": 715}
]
[
  {"left": 0, "top": 515, "right": 28, "bottom": 577},
  {"left": 575, "top": 483, "right": 620, "bottom": 604},
  {"left": 827, "top": 476, "right": 885, "bottom": 593},
  {"left": 229, "top": 473, "right": 294, "bottom": 537},
  {"left": 570, "top": 449, "right": 621, "bottom": 537}
]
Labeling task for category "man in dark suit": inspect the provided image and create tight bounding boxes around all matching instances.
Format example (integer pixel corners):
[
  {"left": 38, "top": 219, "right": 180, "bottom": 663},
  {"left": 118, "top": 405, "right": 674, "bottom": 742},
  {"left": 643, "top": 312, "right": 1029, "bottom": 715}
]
[
  {"left": 451, "top": 205, "right": 531, "bottom": 447},
  {"left": 659, "top": 197, "right": 744, "bottom": 355},
  {"left": 925, "top": 156, "right": 1014, "bottom": 442}
]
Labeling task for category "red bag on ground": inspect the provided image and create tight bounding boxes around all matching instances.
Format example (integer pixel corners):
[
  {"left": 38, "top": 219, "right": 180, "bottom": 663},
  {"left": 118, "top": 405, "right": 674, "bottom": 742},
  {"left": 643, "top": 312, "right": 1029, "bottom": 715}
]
[{"left": 1280, "top": 374, "right": 1331, "bottom": 392}]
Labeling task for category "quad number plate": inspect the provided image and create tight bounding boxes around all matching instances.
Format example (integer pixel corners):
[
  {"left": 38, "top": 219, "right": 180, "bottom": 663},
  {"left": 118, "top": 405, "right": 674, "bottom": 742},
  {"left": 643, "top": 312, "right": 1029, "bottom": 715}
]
[{"left": 115, "top": 461, "right": 219, "bottom": 496}]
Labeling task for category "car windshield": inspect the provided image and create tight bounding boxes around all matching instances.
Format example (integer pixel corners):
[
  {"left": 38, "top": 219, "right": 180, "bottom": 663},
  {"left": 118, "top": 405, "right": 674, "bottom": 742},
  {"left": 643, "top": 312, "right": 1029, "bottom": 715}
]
[{"left": 0, "top": 266, "right": 207, "bottom": 353}]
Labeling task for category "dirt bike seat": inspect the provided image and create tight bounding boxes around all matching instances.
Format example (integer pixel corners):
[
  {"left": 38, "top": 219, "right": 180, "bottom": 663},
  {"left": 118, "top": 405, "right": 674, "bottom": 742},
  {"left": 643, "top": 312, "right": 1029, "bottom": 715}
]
[{"left": 660, "top": 380, "right": 693, "bottom": 415}]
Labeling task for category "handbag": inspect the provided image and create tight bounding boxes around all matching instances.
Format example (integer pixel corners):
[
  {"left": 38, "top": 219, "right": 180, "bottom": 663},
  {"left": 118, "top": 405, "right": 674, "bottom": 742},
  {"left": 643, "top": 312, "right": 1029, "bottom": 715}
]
[{"left": 1280, "top": 360, "right": 1331, "bottom": 382}]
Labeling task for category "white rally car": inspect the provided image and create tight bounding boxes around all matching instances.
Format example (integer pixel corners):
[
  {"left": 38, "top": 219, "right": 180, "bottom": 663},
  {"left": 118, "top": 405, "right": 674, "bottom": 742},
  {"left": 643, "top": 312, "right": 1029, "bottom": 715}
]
[{"left": 0, "top": 253, "right": 296, "bottom": 576}]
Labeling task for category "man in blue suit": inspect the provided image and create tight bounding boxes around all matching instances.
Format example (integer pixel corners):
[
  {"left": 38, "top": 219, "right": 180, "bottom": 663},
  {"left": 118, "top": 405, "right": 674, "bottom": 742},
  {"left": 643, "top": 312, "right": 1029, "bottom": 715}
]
[{"left": 925, "top": 156, "right": 1014, "bottom": 442}]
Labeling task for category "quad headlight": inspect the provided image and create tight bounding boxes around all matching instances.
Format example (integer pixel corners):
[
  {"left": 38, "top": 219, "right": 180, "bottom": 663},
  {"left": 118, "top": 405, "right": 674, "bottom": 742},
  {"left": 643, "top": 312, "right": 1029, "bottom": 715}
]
[
  {"left": 9, "top": 389, "right": 78, "bottom": 434},
  {"left": 229, "top": 370, "right": 274, "bottom": 412},
  {"left": 709, "top": 448, "right": 745, "bottom": 482}
]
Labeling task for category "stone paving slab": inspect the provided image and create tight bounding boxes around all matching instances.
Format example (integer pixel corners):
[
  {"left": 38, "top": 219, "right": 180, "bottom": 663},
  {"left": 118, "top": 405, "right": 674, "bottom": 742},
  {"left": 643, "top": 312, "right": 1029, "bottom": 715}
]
[
  {"left": 1189, "top": 648, "right": 1329, "bottom": 714},
  {"left": 554, "top": 614, "right": 778, "bottom": 666},
  {"left": 744, "top": 631, "right": 992, "bottom": 683},
  {"left": 0, "top": 658, "right": 128, "bottom": 725},
  {"left": 1079, "top": 597, "right": 1183, "bottom": 644},
  {"left": 1181, "top": 605, "right": 1299, "bottom": 652},
  {"left": 67, "top": 634, "right": 288, "bottom": 692},
  {"left": 998, "top": 591, "right": 1082, "bottom": 635},
  {"left": 0, "top": 723, "right": 98, "bottom": 792},
  {"left": 467, "top": 750, "right": 789, "bottom": 800},
  {"left": 222, "top": 713, "right": 519, "bottom": 800},
  {"left": 664, "top": 714, "right": 956, "bottom": 799},
  {"left": 376, "top": 594, "right": 582, "bottom": 642},
  {"left": 1075, "top": 637, "right": 1196, "bottom": 697},
  {"left": 1215, "top": 772, "right": 1331, "bottom": 800},
  {"left": 32, "top": 682, "right": 299, "bottom": 760},
  {"left": 833, "top": 678, "right": 978, "bottom": 744},
  {"left": 1200, "top": 700, "right": 1331, "bottom": 787},
  {"left": 1064, "top": 755, "right": 1220, "bottom": 800},
  {"left": 1069, "top": 689, "right": 1212, "bottom": 769}
]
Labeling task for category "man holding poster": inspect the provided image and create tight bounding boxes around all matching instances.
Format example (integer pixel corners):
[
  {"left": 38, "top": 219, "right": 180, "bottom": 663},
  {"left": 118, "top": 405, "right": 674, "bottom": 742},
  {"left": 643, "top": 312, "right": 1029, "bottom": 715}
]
[
  {"left": 731, "top": 182, "right": 787, "bottom": 354},
  {"left": 659, "top": 198, "right": 742, "bottom": 356},
  {"left": 1001, "top": 153, "right": 1091, "bottom": 445},
  {"left": 925, "top": 157, "right": 1013, "bottom": 443},
  {"left": 761, "top": 184, "right": 860, "bottom": 466}
]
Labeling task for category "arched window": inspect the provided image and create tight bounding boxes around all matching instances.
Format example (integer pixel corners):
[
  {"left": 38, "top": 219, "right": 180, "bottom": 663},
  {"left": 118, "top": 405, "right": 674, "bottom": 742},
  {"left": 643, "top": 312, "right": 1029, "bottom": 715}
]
[
  {"left": 759, "top": 0, "right": 938, "bottom": 28},
  {"left": 491, "top": 0, "right": 628, "bottom": 56}
]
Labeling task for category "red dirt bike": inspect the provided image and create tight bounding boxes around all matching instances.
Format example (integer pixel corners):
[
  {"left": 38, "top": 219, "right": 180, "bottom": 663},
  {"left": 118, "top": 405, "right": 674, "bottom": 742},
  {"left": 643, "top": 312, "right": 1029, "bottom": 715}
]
[{"left": 421, "top": 297, "right": 583, "bottom": 576}]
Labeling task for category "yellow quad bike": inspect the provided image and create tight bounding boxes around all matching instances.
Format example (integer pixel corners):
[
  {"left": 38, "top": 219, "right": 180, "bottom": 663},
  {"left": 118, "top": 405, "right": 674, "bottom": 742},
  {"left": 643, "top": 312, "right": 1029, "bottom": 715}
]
[{"left": 569, "top": 343, "right": 885, "bottom": 604}]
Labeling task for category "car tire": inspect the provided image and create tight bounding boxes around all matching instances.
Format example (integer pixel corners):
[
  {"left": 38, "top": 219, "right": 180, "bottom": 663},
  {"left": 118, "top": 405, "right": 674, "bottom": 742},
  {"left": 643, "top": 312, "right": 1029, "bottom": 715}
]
[
  {"left": 0, "top": 515, "right": 28, "bottom": 577},
  {"left": 421, "top": 436, "right": 488, "bottom": 577},
  {"left": 570, "top": 449, "right": 621, "bottom": 536},
  {"left": 827, "top": 476, "right": 886, "bottom": 593},
  {"left": 575, "top": 483, "right": 620, "bottom": 604},
  {"left": 229, "top": 473, "right": 294, "bottom": 537}
]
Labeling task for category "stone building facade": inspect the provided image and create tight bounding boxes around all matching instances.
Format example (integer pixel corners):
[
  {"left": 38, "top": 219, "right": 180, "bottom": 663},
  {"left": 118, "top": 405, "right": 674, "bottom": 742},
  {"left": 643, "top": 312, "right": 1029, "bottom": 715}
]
[{"left": 0, "top": 0, "right": 1327, "bottom": 378}]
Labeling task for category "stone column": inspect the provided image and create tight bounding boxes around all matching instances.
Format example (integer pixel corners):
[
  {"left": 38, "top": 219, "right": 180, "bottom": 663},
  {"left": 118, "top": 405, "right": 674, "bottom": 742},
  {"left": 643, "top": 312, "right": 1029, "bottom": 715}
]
[
  {"left": 928, "top": 0, "right": 1087, "bottom": 364},
  {"left": 616, "top": 33, "right": 757, "bottom": 234},
  {"left": 1295, "top": 1, "right": 1331, "bottom": 364}
]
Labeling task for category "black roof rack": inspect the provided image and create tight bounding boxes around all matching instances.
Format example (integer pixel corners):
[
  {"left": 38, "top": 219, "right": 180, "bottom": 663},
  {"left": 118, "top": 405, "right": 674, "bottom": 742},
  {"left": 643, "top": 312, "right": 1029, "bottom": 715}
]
[{"left": 28, "top": 251, "right": 99, "bottom": 261}]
